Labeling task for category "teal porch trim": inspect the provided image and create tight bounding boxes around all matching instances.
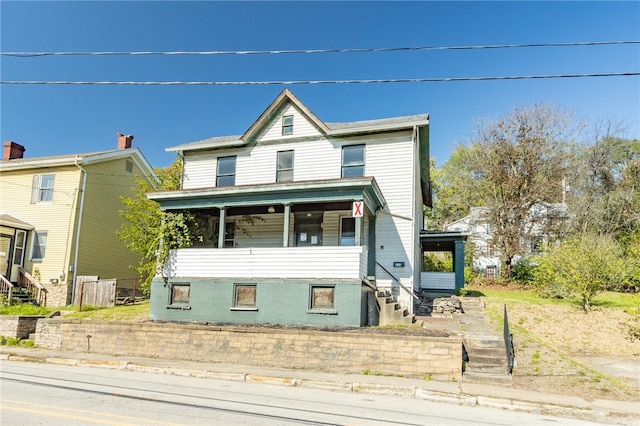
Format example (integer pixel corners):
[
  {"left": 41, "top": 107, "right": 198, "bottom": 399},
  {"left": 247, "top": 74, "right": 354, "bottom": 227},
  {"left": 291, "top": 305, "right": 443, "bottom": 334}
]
[{"left": 148, "top": 177, "right": 386, "bottom": 216}]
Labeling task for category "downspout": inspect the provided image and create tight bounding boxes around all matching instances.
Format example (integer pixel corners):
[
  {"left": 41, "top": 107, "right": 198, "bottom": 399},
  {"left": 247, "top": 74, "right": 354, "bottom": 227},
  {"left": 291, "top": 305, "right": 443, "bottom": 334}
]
[{"left": 70, "top": 156, "right": 88, "bottom": 304}]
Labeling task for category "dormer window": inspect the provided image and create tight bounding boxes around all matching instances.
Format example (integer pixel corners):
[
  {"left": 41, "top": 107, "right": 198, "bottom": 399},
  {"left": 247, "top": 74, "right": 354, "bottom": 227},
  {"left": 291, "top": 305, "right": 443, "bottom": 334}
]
[{"left": 282, "top": 115, "right": 294, "bottom": 136}]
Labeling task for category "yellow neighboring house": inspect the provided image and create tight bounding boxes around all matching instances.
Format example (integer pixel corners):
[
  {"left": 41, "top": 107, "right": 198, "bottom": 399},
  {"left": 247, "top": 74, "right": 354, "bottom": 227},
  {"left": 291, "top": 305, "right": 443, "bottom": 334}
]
[{"left": 0, "top": 134, "right": 158, "bottom": 306}]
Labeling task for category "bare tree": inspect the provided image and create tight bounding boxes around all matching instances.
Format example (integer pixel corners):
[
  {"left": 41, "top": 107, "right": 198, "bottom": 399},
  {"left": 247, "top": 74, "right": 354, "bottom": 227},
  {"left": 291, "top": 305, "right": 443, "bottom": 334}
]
[{"left": 466, "top": 103, "right": 577, "bottom": 278}]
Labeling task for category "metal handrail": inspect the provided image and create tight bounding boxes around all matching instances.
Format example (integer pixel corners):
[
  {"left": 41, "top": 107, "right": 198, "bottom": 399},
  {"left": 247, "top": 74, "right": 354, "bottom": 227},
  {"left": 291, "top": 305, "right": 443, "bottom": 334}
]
[
  {"left": 18, "top": 267, "right": 48, "bottom": 306},
  {"left": 0, "top": 274, "right": 14, "bottom": 305},
  {"left": 503, "top": 304, "right": 515, "bottom": 375},
  {"left": 375, "top": 261, "right": 420, "bottom": 301}
]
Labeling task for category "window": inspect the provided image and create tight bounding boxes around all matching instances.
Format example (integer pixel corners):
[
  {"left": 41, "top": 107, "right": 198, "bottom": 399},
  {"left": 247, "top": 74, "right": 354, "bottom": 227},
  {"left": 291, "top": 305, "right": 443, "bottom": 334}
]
[
  {"left": 310, "top": 286, "right": 335, "bottom": 310},
  {"left": 216, "top": 156, "right": 236, "bottom": 186},
  {"left": 31, "top": 174, "right": 55, "bottom": 203},
  {"left": 282, "top": 115, "right": 293, "bottom": 135},
  {"left": 125, "top": 160, "right": 134, "bottom": 173},
  {"left": 215, "top": 220, "right": 235, "bottom": 248},
  {"left": 340, "top": 217, "right": 356, "bottom": 246},
  {"left": 341, "top": 145, "right": 365, "bottom": 178},
  {"left": 276, "top": 150, "right": 294, "bottom": 182},
  {"left": 30, "top": 231, "right": 48, "bottom": 261},
  {"left": 169, "top": 283, "right": 190, "bottom": 307},
  {"left": 233, "top": 284, "right": 257, "bottom": 308}
]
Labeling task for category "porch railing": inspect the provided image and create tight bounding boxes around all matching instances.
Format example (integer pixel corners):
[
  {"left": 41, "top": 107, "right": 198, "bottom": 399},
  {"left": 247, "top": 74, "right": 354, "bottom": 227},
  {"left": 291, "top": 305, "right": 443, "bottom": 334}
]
[
  {"left": 0, "top": 274, "right": 14, "bottom": 305},
  {"left": 18, "top": 267, "right": 48, "bottom": 306},
  {"left": 504, "top": 304, "right": 515, "bottom": 375}
]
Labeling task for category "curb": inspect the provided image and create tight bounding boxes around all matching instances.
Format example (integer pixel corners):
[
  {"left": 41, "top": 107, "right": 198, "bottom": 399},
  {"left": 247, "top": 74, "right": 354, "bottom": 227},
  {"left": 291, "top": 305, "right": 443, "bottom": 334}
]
[{"left": 2, "top": 352, "right": 639, "bottom": 424}]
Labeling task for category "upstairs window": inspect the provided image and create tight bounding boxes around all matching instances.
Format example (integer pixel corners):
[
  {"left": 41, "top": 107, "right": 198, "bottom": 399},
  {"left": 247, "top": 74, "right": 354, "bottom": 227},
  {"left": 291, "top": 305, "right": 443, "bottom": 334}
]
[
  {"left": 282, "top": 115, "right": 294, "bottom": 135},
  {"left": 31, "top": 174, "right": 55, "bottom": 203},
  {"left": 216, "top": 156, "right": 236, "bottom": 186},
  {"left": 341, "top": 145, "right": 365, "bottom": 178},
  {"left": 30, "top": 231, "right": 48, "bottom": 261},
  {"left": 276, "top": 150, "right": 294, "bottom": 182}
]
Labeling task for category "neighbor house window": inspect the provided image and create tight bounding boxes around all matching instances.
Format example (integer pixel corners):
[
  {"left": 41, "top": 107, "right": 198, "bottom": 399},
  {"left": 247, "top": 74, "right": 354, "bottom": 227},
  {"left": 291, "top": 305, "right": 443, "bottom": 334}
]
[
  {"left": 216, "top": 156, "right": 236, "bottom": 186},
  {"left": 340, "top": 217, "right": 356, "bottom": 246},
  {"left": 13, "top": 230, "right": 27, "bottom": 265},
  {"left": 341, "top": 145, "right": 365, "bottom": 178},
  {"left": 215, "top": 220, "right": 235, "bottom": 248},
  {"left": 31, "top": 174, "right": 55, "bottom": 203},
  {"left": 233, "top": 284, "right": 257, "bottom": 309},
  {"left": 282, "top": 115, "right": 294, "bottom": 135},
  {"left": 276, "top": 150, "right": 294, "bottom": 182},
  {"left": 30, "top": 231, "right": 48, "bottom": 261},
  {"left": 169, "top": 283, "right": 190, "bottom": 307},
  {"left": 310, "top": 285, "right": 335, "bottom": 310}
]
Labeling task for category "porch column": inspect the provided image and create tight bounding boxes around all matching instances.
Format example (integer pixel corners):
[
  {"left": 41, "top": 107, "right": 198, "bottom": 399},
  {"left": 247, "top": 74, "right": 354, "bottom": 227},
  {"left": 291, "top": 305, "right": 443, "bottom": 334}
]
[
  {"left": 367, "top": 217, "right": 376, "bottom": 276},
  {"left": 355, "top": 216, "right": 363, "bottom": 246},
  {"left": 454, "top": 240, "right": 465, "bottom": 289},
  {"left": 218, "top": 207, "right": 226, "bottom": 249},
  {"left": 282, "top": 204, "right": 291, "bottom": 247}
]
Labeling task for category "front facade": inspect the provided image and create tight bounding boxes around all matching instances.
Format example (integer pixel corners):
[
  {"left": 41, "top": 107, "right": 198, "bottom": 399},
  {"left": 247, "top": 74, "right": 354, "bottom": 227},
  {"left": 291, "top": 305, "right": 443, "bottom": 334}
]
[
  {"left": 0, "top": 135, "right": 158, "bottom": 306},
  {"left": 148, "top": 89, "right": 431, "bottom": 326}
]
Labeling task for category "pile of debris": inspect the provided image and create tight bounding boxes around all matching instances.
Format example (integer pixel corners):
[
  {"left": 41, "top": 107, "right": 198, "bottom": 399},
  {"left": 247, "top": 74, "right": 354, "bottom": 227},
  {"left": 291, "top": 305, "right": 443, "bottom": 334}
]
[{"left": 415, "top": 294, "right": 462, "bottom": 317}]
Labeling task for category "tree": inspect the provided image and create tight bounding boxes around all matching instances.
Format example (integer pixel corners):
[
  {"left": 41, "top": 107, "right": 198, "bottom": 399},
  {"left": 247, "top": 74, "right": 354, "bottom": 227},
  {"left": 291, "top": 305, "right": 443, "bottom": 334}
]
[
  {"left": 534, "top": 233, "right": 626, "bottom": 312},
  {"left": 464, "top": 103, "right": 576, "bottom": 278},
  {"left": 118, "top": 158, "right": 192, "bottom": 295}
]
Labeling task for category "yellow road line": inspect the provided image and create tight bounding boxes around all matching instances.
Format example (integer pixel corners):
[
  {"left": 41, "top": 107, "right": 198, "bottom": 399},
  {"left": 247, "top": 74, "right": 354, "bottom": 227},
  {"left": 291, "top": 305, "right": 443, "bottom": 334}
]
[{"left": 1, "top": 399, "right": 187, "bottom": 426}]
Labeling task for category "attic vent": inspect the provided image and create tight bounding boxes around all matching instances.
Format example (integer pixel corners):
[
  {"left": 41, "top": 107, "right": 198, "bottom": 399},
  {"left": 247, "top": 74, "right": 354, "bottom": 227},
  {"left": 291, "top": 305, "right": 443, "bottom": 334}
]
[
  {"left": 125, "top": 160, "right": 133, "bottom": 173},
  {"left": 282, "top": 115, "right": 293, "bottom": 136}
]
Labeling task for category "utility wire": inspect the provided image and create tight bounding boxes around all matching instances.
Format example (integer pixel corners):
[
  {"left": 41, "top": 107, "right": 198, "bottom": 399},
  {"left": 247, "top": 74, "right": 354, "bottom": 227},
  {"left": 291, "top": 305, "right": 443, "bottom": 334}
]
[
  {"left": 2, "top": 41, "right": 639, "bottom": 57},
  {"left": 1, "top": 73, "right": 638, "bottom": 86}
]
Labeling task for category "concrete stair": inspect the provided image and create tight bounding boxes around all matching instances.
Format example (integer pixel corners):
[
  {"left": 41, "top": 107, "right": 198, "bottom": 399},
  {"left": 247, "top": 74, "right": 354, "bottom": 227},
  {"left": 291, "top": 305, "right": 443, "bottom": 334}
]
[
  {"left": 376, "top": 290, "right": 419, "bottom": 327},
  {"left": 460, "top": 297, "right": 513, "bottom": 385}
]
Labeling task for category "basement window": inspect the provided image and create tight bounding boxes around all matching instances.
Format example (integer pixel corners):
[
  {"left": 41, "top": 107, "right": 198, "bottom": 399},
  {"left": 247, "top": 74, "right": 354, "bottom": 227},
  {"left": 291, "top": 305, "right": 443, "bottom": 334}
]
[
  {"left": 167, "top": 283, "right": 191, "bottom": 309},
  {"left": 308, "top": 285, "right": 337, "bottom": 314},
  {"left": 231, "top": 284, "right": 258, "bottom": 311}
]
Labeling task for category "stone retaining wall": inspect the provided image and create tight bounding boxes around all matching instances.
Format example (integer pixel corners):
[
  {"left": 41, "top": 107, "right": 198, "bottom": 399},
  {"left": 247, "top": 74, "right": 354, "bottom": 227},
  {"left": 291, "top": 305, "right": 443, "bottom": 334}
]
[
  {"left": 0, "top": 316, "right": 44, "bottom": 339},
  {"left": 34, "top": 319, "right": 462, "bottom": 380}
]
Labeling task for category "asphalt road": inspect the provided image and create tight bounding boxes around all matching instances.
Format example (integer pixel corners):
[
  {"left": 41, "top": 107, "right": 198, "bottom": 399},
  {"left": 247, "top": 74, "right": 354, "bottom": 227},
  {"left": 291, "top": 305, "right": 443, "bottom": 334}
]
[{"left": 1, "top": 361, "right": 604, "bottom": 426}]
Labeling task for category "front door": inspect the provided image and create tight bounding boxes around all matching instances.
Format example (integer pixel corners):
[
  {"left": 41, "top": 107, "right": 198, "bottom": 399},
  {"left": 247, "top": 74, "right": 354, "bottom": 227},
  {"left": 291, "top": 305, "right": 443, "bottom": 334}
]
[
  {"left": 295, "top": 213, "right": 323, "bottom": 247},
  {"left": 0, "top": 234, "right": 13, "bottom": 278}
]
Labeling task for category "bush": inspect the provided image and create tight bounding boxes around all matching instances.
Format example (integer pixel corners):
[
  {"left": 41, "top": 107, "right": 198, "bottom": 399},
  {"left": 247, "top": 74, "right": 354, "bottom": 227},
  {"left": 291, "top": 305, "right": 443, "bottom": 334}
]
[
  {"left": 534, "top": 233, "right": 626, "bottom": 311},
  {"left": 511, "top": 259, "right": 537, "bottom": 284}
]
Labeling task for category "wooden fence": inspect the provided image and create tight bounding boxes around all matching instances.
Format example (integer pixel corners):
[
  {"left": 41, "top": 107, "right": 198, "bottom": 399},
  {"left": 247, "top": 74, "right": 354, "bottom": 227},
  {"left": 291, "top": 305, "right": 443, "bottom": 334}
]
[{"left": 74, "top": 276, "right": 116, "bottom": 308}]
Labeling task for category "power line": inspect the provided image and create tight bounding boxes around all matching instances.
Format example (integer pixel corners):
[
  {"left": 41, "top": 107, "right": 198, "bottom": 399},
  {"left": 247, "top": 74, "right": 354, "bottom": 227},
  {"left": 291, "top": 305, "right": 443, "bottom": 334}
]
[
  {"left": 1, "top": 73, "right": 638, "bottom": 86},
  {"left": 2, "top": 41, "right": 638, "bottom": 57}
]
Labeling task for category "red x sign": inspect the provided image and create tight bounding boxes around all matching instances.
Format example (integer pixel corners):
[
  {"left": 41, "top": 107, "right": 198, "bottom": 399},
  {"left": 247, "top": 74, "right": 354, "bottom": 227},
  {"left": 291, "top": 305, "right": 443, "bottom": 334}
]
[{"left": 352, "top": 201, "right": 364, "bottom": 217}]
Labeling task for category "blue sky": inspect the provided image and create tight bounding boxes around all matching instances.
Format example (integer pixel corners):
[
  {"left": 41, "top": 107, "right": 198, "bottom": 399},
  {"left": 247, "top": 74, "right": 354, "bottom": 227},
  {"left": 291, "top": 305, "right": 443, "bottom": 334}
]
[{"left": 1, "top": 1, "right": 639, "bottom": 168}]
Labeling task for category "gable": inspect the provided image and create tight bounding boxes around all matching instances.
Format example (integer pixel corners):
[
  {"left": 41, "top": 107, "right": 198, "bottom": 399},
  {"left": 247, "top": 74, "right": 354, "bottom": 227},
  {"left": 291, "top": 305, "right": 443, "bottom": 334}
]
[{"left": 254, "top": 103, "right": 323, "bottom": 143}]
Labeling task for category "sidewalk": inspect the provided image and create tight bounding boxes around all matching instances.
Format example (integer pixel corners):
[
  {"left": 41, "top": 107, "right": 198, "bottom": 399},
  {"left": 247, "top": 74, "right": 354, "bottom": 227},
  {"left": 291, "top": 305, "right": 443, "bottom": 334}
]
[{"left": 1, "top": 346, "right": 638, "bottom": 425}]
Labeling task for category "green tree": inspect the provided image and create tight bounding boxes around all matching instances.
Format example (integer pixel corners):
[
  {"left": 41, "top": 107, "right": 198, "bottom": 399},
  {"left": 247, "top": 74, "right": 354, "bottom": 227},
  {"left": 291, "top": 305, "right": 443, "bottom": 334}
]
[
  {"left": 465, "top": 103, "right": 575, "bottom": 278},
  {"left": 534, "top": 233, "right": 626, "bottom": 312},
  {"left": 118, "top": 158, "right": 192, "bottom": 295}
]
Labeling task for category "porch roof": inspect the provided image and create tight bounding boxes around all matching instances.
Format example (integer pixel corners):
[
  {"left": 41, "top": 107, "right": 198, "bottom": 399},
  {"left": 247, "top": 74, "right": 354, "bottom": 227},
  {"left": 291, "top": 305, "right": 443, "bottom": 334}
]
[
  {"left": 420, "top": 230, "right": 468, "bottom": 252},
  {"left": 0, "top": 213, "right": 34, "bottom": 230},
  {"left": 147, "top": 176, "right": 386, "bottom": 215}
]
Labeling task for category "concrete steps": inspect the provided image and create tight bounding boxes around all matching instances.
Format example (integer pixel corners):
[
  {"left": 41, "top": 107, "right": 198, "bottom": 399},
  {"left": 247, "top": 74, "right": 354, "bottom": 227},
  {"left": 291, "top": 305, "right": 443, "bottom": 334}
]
[
  {"left": 376, "top": 290, "right": 416, "bottom": 326},
  {"left": 459, "top": 297, "right": 512, "bottom": 385}
]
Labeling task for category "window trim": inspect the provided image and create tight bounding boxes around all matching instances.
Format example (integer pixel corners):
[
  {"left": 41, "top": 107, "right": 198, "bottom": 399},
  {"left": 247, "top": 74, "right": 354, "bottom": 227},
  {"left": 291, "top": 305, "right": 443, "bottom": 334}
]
[
  {"left": 31, "top": 174, "right": 55, "bottom": 204},
  {"left": 341, "top": 144, "right": 365, "bottom": 178},
  {"left": 167, "top": 282, "right": 191, "bottom": 309},
  {"left": 282, "top": 115, "right": 294, "bottom": 136},
  {"left": 308, "top": 284, "right": 337, "bottom": 314},
  {"left": 230, "top": 283, "right": 258, "bottom": 311},
  {"left": 30, "top": 231, "right": 48, "bottom": 261},
  {"left": 276, "top": 150, "right": 294, "bottom": 183},
  {"left": 216, "top": 155, "right": 237, "bottom": 187}
]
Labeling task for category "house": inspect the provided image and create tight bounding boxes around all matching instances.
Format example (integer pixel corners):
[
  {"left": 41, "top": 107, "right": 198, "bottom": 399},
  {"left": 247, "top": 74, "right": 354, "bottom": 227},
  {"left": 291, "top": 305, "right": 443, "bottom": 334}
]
[
  {"left": 0, "top": 134, "right": 158, "bottom": 306},
  {"left": 147, "top": 89, "right": 465, "bottom": 327},
  {"left": 445, "top": 204, "right": 567, "bottom": 277}
]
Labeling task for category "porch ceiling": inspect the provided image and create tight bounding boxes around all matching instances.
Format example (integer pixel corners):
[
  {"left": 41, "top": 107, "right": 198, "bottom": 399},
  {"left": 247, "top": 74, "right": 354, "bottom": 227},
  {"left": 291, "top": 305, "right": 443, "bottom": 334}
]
[
  {"left": 147, "top": 177, "right": 386, "bottom": 215},
  {"left": 420, "top": 230, "right": 468, "bottom": 252}
]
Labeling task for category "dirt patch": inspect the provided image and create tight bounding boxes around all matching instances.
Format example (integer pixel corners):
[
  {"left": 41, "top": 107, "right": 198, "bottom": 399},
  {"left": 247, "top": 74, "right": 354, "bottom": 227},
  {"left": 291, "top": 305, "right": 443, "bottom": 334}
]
[{"left": 482, "top": 297, "right": 640, "bottom": 402}]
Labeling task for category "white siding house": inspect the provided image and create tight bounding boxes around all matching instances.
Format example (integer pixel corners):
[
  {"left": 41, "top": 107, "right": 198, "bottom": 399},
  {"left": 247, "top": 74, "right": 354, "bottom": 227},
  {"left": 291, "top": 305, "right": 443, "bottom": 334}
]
[{"left": 147, "top": 89, "right": 433, "bottom": 327}]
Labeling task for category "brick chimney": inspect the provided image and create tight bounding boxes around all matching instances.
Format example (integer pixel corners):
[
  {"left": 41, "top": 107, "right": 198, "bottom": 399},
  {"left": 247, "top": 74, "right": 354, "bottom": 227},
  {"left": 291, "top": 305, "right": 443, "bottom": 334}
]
[
  {"left": 3, "top": 141, "right": 25, "bottom": 160},
  {"left": 117, "top": 132, "right": 134, "bottom": 150}
]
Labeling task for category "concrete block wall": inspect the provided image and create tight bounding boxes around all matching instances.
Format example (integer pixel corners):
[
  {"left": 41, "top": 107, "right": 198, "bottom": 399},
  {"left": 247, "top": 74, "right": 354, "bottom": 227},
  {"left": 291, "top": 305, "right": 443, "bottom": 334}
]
[
  {"left": 0, "top": 316, "right": 44, "bottom": 339},
  {"left": 35, "top": 319, "right": 462, "bottom": 380}
]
